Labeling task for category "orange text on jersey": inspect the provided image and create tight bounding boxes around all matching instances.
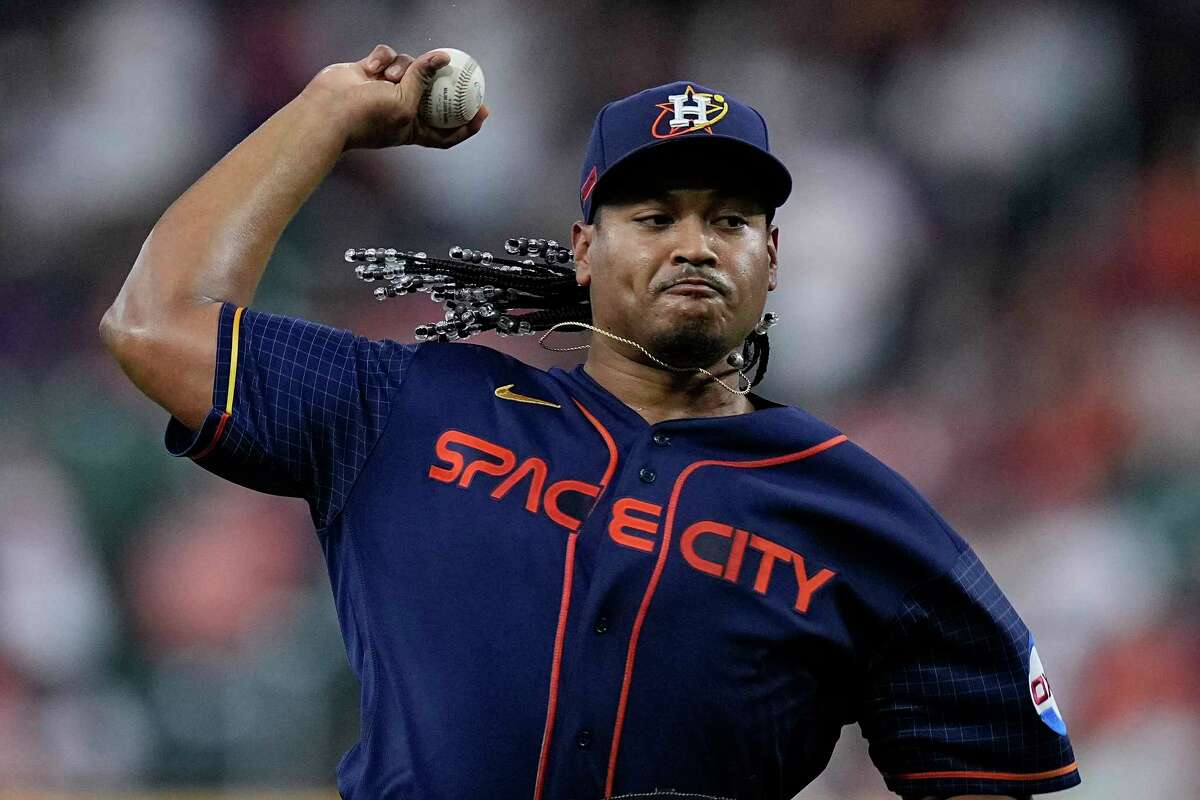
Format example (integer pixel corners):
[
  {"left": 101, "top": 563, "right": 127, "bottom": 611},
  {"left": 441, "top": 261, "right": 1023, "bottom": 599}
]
[{"left": 428, "top": 429, "right": 836, "bottom": 615}]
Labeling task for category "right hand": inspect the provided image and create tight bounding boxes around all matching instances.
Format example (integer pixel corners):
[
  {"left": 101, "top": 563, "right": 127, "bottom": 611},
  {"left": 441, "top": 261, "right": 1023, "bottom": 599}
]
[{"left": 304, "top": 44, "right": 490, "bottom": 152}]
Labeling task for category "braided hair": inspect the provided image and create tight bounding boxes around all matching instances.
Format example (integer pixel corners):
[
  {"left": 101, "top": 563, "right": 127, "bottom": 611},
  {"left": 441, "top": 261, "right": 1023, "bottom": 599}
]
[{"left": 348, "top": 233, "right": 774, "bottom": 387}]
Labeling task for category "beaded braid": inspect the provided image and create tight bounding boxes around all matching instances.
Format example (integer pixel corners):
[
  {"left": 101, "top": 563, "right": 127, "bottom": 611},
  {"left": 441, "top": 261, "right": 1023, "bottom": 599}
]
[{"left": 348, "top": 235, "right": 774, "bottom": 387}]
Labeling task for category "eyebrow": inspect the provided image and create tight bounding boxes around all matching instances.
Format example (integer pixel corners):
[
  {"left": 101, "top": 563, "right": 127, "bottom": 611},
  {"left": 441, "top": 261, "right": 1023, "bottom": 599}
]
[{"left": 628, "top": 190, "right": 767, "bottom": 210}]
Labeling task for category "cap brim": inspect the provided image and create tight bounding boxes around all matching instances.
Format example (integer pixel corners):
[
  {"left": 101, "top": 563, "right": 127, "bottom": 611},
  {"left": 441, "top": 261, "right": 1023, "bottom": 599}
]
[{"left": 586, "top": 134, "right": 792, "bottom": 222}]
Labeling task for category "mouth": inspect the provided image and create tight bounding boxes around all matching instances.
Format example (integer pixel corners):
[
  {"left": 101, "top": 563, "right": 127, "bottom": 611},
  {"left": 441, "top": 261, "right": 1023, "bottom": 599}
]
[{"left": 660, "top": 277, "right": 725, "bottom": 297}]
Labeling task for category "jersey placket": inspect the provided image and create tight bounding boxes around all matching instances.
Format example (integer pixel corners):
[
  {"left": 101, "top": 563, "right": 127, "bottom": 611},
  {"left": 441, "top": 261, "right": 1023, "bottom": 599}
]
[{"left": 539, "top": 421, "right": 681, "bottom": 799}]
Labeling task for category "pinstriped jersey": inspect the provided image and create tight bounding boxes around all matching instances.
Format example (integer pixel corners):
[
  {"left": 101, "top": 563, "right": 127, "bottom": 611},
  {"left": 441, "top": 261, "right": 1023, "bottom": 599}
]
[{"left": 165, "top": 302, "right": 1082, "bottom": 799}]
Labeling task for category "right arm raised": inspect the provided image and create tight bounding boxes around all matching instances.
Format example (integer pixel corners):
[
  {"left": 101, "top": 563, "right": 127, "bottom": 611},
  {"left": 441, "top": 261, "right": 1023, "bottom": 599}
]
[{"left": 100, "top": 45, "right": 488, "bottom": 430}]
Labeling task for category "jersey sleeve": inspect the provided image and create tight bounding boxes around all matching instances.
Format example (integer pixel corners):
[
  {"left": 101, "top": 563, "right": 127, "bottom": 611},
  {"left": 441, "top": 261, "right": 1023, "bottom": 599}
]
[
  {"left": 858, "top": 545, "right": 1081, "bottom": 798},
  {"left": 163, "top": 302, "right": 418, "bottom": 529}
]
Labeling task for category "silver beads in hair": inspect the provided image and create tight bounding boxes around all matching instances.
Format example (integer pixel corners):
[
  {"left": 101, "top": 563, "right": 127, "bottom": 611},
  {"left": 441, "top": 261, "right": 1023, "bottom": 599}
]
[{"left": 754, "top": 312, "right": 779, "bottom": 336}]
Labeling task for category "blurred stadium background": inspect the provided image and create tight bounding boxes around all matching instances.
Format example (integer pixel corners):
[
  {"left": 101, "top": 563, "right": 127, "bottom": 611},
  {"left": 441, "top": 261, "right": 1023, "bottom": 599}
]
[{"left": 2, "top": 0, "right": 1199, "bottom": 797}]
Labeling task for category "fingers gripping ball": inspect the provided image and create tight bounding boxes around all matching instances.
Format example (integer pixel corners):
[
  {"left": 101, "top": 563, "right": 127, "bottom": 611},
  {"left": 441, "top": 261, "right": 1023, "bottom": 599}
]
[{"left": 419, "top": 48, "right": 486, "bottom": 129}]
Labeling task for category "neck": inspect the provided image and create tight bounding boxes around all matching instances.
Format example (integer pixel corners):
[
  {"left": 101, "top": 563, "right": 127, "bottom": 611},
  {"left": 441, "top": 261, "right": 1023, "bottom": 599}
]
[{"left": 582, "top": 335, "right": 755, "bottom": 425}]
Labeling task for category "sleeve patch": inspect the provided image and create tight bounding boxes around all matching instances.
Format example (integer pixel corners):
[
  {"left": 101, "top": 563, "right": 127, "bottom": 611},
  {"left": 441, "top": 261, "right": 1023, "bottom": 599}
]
[{"left": 1028, "top": 634, "right": 1067, "bottom": 735}]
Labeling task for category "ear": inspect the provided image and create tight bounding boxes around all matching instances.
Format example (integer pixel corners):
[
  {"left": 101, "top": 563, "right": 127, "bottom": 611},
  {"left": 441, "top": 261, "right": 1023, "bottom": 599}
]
[
  {"left": 571, "top": 220, "right": 595, "bottom": 287},
  {"left": 766, "top": 223, "right": 779, "bottom": 292}
]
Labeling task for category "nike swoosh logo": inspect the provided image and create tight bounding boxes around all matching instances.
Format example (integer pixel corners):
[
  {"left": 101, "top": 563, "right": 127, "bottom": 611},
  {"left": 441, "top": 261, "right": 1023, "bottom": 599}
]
[{"left": 494, "top": 384, "right": 562, "bottom": 409}]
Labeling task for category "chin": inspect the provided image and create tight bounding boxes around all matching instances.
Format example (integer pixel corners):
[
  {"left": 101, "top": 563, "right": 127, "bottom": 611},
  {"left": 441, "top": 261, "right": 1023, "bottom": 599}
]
[{"left": 644, "top": 317, "right": 731, "bottom": 369}]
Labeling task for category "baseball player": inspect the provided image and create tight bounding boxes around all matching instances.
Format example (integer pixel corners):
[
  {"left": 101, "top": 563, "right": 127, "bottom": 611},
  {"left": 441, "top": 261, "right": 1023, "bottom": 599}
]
[{"left": 102, "top": 44, "right": 1081, "bottom": 800}]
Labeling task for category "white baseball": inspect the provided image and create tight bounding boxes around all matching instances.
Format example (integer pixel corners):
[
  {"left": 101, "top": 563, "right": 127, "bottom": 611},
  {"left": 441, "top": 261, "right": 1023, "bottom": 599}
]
[{"left": 418, "top": 48, "right": 485, "bottom": 129}]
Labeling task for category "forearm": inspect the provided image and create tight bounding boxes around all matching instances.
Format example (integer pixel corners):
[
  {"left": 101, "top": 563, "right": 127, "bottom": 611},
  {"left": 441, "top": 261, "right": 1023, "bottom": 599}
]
[
  {"left": 106, "top": 88, "right": 347, "bottom": 330},
  {"left": 99, "top": 45, "right": 480, "bottom": 429}
]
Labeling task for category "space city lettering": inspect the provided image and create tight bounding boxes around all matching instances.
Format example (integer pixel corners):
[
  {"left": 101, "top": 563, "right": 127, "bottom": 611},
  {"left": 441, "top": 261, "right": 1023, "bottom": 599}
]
[
  {"left": 428, "top": 428, "right": 837, "bottom": 614},
  {"left": 428, "top": 429, "right": 600, "bottom": 529}
]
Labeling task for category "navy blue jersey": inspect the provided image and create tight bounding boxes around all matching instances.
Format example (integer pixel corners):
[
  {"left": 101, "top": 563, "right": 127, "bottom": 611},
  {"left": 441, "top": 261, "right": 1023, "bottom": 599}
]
[{"left": 165, "top": 303, "right": 1081, "bottom": 799}]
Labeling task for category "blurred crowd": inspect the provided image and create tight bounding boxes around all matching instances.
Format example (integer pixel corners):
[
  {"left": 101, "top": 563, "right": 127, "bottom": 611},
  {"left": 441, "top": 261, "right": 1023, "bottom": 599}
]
[{"left": 1, "top": 0, "right": 1198, "bottom": 796}]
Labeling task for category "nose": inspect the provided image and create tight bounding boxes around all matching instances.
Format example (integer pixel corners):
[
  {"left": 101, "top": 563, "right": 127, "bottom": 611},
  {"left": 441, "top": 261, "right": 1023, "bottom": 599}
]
[{"left": 669, "top": 213, "right": 718, "bottom": 268}]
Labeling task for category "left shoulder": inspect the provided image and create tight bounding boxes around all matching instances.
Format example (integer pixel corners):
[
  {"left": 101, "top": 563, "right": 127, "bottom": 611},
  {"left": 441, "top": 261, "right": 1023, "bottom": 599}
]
[{"left": 778, "top": 408, "right": 969, "bottom": 576}]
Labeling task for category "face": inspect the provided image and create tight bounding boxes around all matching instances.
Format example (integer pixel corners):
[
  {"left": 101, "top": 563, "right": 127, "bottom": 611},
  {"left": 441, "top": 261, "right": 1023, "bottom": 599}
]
[{"left": 571, "top": 170, "right": 779, "bottom": 371}]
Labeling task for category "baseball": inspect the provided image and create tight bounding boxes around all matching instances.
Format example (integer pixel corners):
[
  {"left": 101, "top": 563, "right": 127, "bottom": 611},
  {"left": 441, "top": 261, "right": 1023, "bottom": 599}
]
[{"left": 418, "top": 47, "right": 486, "bottom": 129}]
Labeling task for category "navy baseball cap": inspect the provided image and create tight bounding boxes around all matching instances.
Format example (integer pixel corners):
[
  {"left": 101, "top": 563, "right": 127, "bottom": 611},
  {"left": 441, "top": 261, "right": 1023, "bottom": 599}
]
[{"left": 579, "top": 80, "right": 792, "bottom": 223}]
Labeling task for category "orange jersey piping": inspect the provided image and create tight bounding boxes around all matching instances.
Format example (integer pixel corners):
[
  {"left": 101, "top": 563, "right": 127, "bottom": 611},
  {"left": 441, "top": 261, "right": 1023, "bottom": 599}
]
[
  {"left": 532, "top": 398, "right": 619, "bottom": 799},
  {"left": 603, "top": 433, "right": 849, "bottom": 796},
  {"left": 891, "top": 761, "right": 1079, "bottom": 782}
]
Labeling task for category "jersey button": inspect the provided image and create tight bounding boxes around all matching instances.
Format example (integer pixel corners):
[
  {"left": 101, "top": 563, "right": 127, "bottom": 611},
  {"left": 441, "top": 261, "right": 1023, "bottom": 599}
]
[
  {"left": 639, "top": 467, "right": 656, "bottom": 484},
  {"left": 593, "top": 615, "right": 609, "bottom": 634},
  {"left": 652, "top": 432, "right": 670, "bottom": 446},
  {"left": 576, "top": 728, "right": 593, "bottom": 749}
]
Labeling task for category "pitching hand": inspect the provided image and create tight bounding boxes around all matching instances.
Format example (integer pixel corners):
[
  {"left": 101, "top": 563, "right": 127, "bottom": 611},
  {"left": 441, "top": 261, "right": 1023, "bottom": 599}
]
[{"left": 304, "top": 44, "right": 489, "bottom": 152}]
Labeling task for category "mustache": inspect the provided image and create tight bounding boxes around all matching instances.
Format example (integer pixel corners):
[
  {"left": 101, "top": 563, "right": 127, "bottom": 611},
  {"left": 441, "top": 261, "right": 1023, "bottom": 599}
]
[{"left": 650, "top": 269, "right": 731, "bottom": 296}]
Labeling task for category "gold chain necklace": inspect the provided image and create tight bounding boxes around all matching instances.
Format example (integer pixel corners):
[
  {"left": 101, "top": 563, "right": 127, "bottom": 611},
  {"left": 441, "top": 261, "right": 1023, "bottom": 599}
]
[{"left": 538, "top": 320, "right": 751, "bottom": 396}]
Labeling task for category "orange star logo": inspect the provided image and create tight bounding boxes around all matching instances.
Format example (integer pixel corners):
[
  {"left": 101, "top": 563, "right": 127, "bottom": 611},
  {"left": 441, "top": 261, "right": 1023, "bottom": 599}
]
[{"left": 650, "top": 85, "right": 730, "bottom": 139}]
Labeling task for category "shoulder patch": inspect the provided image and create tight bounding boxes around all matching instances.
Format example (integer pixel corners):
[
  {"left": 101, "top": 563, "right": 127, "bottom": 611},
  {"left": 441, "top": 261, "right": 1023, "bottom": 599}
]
[{"left": 1028, "top": 634, "right": 1068, "bottom": 735}]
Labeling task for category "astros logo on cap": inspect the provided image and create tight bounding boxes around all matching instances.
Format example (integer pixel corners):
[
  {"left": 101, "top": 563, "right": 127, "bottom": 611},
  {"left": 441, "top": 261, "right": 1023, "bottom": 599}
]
[{"left": 650, "top": 84, "right": 730, "bottom": 139}]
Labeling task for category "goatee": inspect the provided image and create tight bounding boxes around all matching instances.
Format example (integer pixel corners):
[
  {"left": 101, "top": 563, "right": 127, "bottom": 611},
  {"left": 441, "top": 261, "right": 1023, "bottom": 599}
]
[{"left": 644, "top": 318, "right": 729, "bottom": 369}]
